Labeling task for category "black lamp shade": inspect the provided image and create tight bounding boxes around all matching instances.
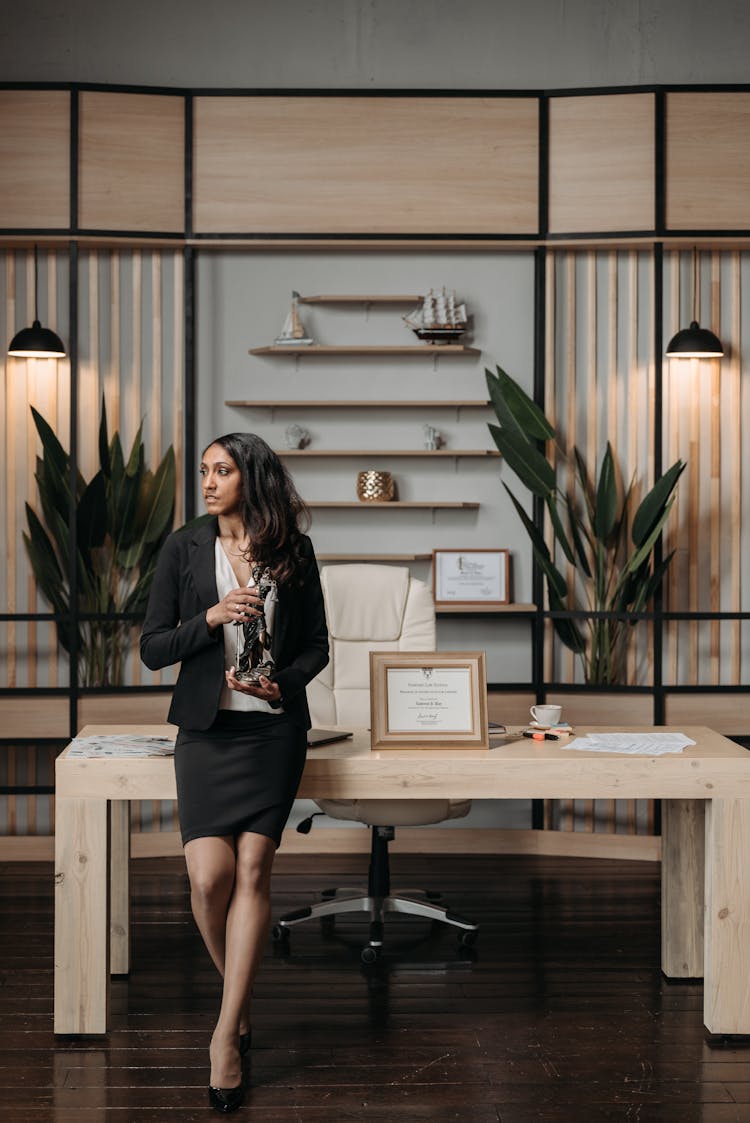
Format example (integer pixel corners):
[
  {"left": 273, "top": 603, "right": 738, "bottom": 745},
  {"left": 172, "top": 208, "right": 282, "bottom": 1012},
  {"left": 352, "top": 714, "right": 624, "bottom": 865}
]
[
  {"left": 665, "top": 320, "right": 723, "bottom": 359},
  {"left": 8, "top": 319, "right": 66, "bottom": 359}
]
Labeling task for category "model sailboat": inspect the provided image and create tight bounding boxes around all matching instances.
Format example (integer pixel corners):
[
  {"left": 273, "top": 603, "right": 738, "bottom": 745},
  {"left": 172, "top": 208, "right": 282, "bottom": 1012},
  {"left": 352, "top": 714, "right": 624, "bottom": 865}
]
[
  {"left": 274, "top": 291, "right": 314, "bottom": 345},
  {"left": 403, "top": 287, "right": 468, "bottom": 344}
]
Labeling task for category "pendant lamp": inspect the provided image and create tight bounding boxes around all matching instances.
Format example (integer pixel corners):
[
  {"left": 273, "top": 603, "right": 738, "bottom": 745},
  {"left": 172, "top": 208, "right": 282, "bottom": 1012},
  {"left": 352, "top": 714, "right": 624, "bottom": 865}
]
[
  {"left": 665, "top": 248, "right": 723, "bottom": 359},
  {"left": 8, "top": 246, "right": 66, "bottom": 359}
]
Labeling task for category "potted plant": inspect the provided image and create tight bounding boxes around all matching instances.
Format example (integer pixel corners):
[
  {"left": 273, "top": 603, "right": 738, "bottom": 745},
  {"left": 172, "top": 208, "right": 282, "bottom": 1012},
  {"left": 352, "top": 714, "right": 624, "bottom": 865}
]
[
  {"left": 487, "top": 366, "right": 685, "bottom": 685},
  {"left": 23, "top": 400, "right": 176, "bottom": 686}
]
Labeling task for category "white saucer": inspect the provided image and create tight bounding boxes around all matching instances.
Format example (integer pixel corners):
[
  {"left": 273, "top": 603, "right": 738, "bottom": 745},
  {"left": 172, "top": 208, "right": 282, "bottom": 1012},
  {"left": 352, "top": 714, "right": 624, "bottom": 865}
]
[{"left": 529, "top": 720, "right": 553, "bottom": 730}]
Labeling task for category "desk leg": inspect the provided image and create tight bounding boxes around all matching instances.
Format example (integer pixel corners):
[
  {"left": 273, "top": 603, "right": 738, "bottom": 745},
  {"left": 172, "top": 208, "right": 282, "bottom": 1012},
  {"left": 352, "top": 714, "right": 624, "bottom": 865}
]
[
  {"left": 661, "top": 799, "right": 705, "bottom": 978},
  {"left": 704, "top": 798, "right": 750, "bottom": 1035},
  {"left": 54, "top": 797, "right": 109, "bottom": 1034},
  {"left": 109, "top": 800, "right": 130, "bottom": 975}
]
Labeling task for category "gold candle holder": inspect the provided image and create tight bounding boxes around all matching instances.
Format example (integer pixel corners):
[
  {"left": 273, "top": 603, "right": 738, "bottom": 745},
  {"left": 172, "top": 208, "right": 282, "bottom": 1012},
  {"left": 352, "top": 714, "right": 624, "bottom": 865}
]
[{"left": 356, "top": 469, "right": 396, "bottom": 502}]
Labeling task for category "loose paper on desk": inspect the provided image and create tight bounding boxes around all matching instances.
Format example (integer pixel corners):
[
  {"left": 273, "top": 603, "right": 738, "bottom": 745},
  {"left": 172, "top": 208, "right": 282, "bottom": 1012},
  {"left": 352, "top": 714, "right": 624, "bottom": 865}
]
[
  {"left": 563, "top": 732, "right": 696, "bottom": 755},
  {"left": 67, "top": 734, "right": 175, "bottom": 758}
]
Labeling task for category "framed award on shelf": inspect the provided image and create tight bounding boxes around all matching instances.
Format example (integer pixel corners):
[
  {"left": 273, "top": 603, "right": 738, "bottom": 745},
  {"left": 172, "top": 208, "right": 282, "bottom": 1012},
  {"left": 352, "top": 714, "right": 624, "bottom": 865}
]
[
  {"left": 369, "top": 651, "right": 489, "bottom": 750},
  {"left": 432, "top": 549, "right": 510, "bottom": 607}
]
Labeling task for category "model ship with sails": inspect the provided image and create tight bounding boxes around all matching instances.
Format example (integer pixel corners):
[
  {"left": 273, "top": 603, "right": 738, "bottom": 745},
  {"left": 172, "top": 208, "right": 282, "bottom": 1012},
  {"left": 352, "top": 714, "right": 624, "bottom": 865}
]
[
  {"left": 403, "top": 287, "right": 468, "bottom": 344},
  {"left": 274, "top": 291, "right": 314, "bottom": 345}
]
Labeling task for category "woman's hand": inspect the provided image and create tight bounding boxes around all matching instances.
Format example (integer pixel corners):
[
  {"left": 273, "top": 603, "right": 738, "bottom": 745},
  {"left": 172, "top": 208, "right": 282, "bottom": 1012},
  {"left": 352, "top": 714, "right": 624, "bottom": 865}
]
[
  {"left": 206, "top": 588, "right": 263, "bottom": 632},
  {"left": 225, "top": 668, "right": 281, "bottom": 702}
]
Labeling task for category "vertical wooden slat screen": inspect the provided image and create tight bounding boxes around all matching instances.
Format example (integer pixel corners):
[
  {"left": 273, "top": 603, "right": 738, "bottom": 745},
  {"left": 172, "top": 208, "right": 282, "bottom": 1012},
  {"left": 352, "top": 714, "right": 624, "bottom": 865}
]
[
  {"left": 545, "top": 249, "right": 656, "bottom": 838},
  {"left": 0, "top": 248, "right": 184, "bottom": 838},
  {"left": 662, "top": 251, "right": 749, "bottom": 693},
  {"left": 77, "top": 249, "right": 184, "bottom": 833}
]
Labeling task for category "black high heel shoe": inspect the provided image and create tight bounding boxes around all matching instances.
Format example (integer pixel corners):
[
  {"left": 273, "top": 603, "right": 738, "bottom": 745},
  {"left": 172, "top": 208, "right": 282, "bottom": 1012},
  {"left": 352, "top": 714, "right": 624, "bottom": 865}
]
[
  {"left": 208, "top": 1082, "right": 244, "bottom": 1113},
  {"left": 239, "top": 1028, "right": 252, "bottom": 1057}
]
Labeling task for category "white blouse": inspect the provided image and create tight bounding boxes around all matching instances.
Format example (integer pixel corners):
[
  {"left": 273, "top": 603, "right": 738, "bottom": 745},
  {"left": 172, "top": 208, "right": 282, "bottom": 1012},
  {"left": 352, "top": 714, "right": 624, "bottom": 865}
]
[{"left": 214, "top": 538, "right": 281, "bottom": 714}]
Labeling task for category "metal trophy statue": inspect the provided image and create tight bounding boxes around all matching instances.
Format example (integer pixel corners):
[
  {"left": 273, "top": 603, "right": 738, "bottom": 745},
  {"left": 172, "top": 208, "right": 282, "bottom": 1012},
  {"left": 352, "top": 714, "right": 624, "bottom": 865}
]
[{"left": 234, "top": 566, "right": 275, "bottom": 684}]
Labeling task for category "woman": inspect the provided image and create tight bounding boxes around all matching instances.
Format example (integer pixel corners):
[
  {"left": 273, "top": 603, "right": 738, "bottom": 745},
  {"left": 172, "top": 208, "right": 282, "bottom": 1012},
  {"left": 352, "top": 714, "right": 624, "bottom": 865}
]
[{"left": 140, "top": 433, "right": 329, "bottom": 1113}]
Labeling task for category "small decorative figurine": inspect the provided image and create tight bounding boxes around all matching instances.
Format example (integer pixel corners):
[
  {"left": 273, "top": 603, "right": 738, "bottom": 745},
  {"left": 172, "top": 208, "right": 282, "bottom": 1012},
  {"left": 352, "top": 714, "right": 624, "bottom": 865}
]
[
  {"left": 274, "top": 291, "right": 314, "bottom": 346},
  {"left": 423, "top": 424, "right": 442, "bottom": 450},
  {"left": 284, "top": 423, "right": 310, "bottom": 449}
]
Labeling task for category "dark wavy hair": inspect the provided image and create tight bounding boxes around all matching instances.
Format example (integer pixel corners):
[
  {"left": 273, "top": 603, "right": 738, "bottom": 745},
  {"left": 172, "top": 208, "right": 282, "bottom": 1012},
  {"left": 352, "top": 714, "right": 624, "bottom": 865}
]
[{"left": 203, "top": 432, "right": 311, "bottom": 584}]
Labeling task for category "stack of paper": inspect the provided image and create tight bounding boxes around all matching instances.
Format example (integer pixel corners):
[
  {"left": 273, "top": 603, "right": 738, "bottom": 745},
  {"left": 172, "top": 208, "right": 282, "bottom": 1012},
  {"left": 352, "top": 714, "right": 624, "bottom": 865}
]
[
  {"left": 66, "top": 734, "right": 175, "bottom": 758},
  {"left": 563, "top": 732, "right": 696, "bottom": 755}
]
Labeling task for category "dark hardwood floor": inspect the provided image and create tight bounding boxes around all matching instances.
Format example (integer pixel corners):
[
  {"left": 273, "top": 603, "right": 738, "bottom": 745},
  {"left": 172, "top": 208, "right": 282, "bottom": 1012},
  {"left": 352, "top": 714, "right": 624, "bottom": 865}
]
[{"left": 1, "top": 852, "right": 749, "bottom": 1121}]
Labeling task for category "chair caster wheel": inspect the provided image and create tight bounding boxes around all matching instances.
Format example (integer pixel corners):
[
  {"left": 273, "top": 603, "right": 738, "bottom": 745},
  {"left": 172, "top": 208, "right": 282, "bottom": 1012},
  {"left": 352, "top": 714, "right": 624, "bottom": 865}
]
[
  {"left": 459, "top": 929, "right": 478, "bottom": 948},
  {"left": 361, "top": 945, "right": 381, "bottom": 964},
  {"left": 271, "top": 923, "right": 290, "bottom": 944}
]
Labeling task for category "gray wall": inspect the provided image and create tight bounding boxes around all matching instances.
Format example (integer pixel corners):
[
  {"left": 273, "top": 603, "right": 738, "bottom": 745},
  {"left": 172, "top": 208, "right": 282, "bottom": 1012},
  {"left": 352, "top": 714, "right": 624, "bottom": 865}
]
[{"left": 2, "top": 0, "right": 749, "bottom": 88}]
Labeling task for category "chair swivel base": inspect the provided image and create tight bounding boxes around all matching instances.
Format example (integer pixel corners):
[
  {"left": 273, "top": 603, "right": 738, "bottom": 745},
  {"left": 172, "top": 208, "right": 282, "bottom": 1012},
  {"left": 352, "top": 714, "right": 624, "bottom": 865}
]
[{"left": 272, "top": 891, "right": 478, "bottom": 963}]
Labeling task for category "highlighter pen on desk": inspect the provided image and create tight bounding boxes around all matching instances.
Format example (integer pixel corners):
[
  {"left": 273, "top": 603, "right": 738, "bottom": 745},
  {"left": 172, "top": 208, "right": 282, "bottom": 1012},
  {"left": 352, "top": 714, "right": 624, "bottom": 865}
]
[{"left": 523, "top": 730, "right": 560, "bottom": 741}]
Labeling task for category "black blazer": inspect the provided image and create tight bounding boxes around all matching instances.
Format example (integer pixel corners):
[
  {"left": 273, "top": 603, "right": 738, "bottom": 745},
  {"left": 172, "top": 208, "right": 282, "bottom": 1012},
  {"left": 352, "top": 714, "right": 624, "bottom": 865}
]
[{"left": 140, "top": 518, "right": 329, "bottom": 731}]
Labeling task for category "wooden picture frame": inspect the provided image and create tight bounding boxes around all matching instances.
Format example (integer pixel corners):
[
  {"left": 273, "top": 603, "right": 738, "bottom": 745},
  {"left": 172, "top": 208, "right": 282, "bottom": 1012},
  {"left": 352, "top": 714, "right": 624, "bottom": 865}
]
[
  {"left": 369, "top": 651, "right": 489, "bottom": 750},
  {"left": 432, "top": 549, "right": 510, "bottom": 607}
]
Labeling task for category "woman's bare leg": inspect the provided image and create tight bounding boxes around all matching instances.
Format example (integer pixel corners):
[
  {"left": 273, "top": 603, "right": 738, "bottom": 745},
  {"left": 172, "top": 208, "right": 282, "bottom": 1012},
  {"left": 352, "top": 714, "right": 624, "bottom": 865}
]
[
  {"left": 209, "top": 831, "right": 276, "bottom": 1087},
  {"left": 183, "top": 835, "right": 236, "bottom": 972}
]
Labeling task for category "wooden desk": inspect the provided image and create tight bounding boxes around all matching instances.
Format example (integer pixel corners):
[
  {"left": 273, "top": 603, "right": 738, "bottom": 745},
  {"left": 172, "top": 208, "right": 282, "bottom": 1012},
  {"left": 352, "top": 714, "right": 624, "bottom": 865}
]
[{"left": 55, "top": 724, "right": 750, "bottom": 1037}]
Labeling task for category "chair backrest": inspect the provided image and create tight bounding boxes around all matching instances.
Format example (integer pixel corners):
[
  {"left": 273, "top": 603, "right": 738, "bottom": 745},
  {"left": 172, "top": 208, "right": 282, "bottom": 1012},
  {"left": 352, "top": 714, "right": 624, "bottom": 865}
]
[{"left": 307, "top": 564, "right": 436, "bottom": 728}]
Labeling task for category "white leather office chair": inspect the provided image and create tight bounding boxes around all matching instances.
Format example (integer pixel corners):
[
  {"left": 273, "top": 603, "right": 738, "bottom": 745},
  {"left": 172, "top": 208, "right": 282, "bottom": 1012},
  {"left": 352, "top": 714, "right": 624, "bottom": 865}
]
[{"left": 273, "top": 564, "right": 478, "bottom": 962}]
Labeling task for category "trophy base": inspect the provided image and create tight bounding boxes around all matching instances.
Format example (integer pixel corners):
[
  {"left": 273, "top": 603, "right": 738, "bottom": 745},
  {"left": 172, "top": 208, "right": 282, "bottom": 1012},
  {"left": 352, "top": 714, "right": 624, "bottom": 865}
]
[{"left": 234, "top": 663, "right": 274, "bottom": 685}]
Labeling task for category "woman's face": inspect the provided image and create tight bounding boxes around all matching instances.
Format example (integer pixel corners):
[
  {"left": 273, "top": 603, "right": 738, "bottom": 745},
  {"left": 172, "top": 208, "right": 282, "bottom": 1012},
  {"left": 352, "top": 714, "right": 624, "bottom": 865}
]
[{"left": 200, "top": 443, "right": 243, "bottom": 517}]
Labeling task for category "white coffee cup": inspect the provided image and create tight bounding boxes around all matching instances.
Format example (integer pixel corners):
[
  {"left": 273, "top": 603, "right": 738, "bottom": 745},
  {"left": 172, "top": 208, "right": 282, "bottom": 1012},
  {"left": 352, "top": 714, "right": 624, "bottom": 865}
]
[{"left": 530, "top": 704, "right": 562, "bottom": 727}]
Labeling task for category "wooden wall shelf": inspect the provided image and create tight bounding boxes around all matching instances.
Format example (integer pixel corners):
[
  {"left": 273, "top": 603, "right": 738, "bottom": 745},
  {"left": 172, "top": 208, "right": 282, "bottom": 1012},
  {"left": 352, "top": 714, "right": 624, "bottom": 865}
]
[
  {"left": 436, "top": 603, "right": 536, "bottom": 615},
  {"left": 297, "top": 294, "right": 420, "bottom": 305},
  {"left": 307, "top": 501, "right": 480, "bottom": 509},
  {"left": 249, "top": 345, "right": 479, "bottom": 356},
  {"left": 226, "top": 399, "right": 491, "bottom": 409},
  {"left": 277, "top": 448, "right": 499, "bottom": 458},
  {"left": 317, "top": 553, "right": 432, "bottom": 562}
]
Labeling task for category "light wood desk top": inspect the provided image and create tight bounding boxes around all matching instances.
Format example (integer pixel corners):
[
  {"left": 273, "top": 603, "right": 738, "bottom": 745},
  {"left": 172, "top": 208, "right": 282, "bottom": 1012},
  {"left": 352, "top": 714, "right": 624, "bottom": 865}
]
[{"left": 58, "top": 723, "right": 750, "bottom": 801}]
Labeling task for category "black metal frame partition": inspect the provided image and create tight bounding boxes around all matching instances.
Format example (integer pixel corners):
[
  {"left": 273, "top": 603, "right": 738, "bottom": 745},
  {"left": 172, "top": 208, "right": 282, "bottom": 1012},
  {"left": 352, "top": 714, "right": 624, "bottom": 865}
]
[{"left": 1, "top": 82, "right": 749, "bottom": 787}]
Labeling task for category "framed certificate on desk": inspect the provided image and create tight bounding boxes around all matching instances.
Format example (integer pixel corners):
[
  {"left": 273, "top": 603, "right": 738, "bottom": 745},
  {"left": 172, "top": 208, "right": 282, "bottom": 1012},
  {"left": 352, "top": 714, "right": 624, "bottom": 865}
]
[
  {"left": 432, "top": 549, "right": 510, "bottom": 607},
  {"left": 369, "top": 651, "right": 489, "bottom": 750}
]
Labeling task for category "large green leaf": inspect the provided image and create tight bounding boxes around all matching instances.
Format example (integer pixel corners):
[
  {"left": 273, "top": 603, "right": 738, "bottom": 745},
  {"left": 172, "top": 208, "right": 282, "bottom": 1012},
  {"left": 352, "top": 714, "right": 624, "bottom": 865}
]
[
  {"left": 125, "top": 423, "right": 145, "bottom": 478},
  {"left": 504, "top": 485, "right": 568, "bottom": 600},
  {"left": 31, "top": 406, "right": 68, "bottom": 482},
  {"left": 594, "top": 442, "right": 618, "bottom": 540},
  {"left": 490, "top": 424, "right": 556, "bottom": 497},
  {"left": 77, "top": 471, "right": 108, "bottom": 557},
  {"left": 573, "top": 446, "right": 596, "bottom": 525},
  {"left": 486, "top": 368, "right": 523, "bottom": 436},
  {"left": 638, "top": 550, "right": 676, "bottom": 606},
  {"left": 37, "top": 443, "right": 71, "bottom": 529},
  {"left": 24, "top": 505, "right": 66, "bottom": 607},
  {"left": 98, "top": 397, "right": 111, "bottom": 478},
  {"left": 631, "top": 460, "right": 685, "bottom": 546},
  {"left": 565, "top": 494, "right": 592, "bottom": 578},
  {"left": 620, "top": 497, "right": 677, "bottom": 583},
  {"left": 548, "top": 588, "right": 587, "bottom": 654},
  {"left": 138, "top": 447, "right": 176, "bottom": 545},
  {"left": 545, "top": 494, "right": 576, "bottom": 565},
  {"left": 486, "top": 365, "right": 556, "bottom": 441}
]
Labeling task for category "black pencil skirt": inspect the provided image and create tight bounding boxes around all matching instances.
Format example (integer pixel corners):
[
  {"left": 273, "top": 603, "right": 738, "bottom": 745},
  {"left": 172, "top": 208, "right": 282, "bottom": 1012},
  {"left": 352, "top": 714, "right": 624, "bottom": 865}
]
[{"left": 174, "top": 710, "right": 307, "bottom": 847}]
